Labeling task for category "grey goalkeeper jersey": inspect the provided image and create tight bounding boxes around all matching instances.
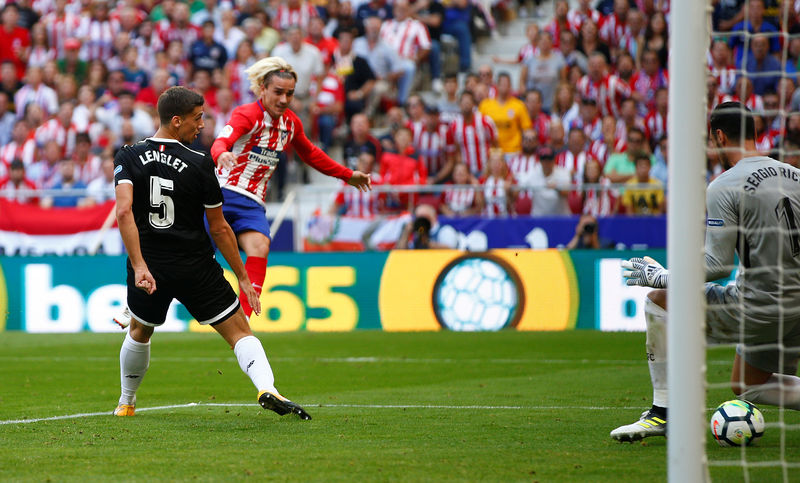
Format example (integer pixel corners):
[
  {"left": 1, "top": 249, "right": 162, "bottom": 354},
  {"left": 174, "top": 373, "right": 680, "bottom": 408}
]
[{"left": 705, "top": 156, "right": 800, "bottom": 323}]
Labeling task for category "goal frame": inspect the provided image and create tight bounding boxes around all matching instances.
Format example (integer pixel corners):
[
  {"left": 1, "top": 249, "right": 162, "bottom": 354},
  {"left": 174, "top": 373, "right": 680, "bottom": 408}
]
[{"left": 667, "top": 0, "right": 711, "bottom": 481}]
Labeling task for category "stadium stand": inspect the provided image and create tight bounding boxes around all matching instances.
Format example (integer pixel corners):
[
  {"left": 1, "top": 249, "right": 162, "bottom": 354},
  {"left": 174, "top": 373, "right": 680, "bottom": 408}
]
[{"left": 1, "top": 0, "right": 798, "bottom": 250}]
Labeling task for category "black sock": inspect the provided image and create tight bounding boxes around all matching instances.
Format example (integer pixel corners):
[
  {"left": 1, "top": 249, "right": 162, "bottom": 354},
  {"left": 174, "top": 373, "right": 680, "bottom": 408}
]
[{"left": 650, "top": 405, "right": 667, "bottom": 419}]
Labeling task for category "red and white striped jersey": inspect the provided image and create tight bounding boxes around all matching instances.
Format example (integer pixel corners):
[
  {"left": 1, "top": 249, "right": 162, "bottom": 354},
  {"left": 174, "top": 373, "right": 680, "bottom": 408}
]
[
  {"left": 0, "top": 177, "right": 39, "bottom": 204},
  {"left": 27, "top": 160, "right": 61, "bottom": 189},
  {"left": 441, "top": 184, "right": 477, "bottom": 215},
  {"left": 556, "top": 150, "right": 591, "bottom": 183},
  {"left": 334, "top": 181, "right": 380, "bottom": 218},
  {"left": 35, "top": 119, "right": 77, "bottom": 157},
  {"left": 14, "top": 83, "right": 59, "bottom": 118},
  {"left": 380, "top": 18, "right": 431, "bottom": 60},
  {"left": 211, "top": 102, "right": 353, "bottom": 206},
  {"left": 590, "top": 138, "right": 625, "bottom": 165},
  {"left": 414, "top": 123, "right": 454, "bottom": 178},
  {"left": 581, "top": 178, "right": 617, "bottom": 217},
  {"left": 73, "top": 154, "right": 102, "bottom": 185},
  {"left": 505, "top": 152, "right": 538, "bottom": 180},
  {"left": 274, "top": 2, "right": 319, "bottom": 31},
  {"left": 27, "top": 47, "right": 56, "bottom": 69},
  {"left": 32, "top": 0, "right": 56, "bottom": 16},
  {"left": 576, "top": 74, "right": 631, "bottom": 118},
  {"left": 599, "top": 12, "right": 626, "bottom": 46},
  {"left": 407, "top": 119, "right": 425, "bottom": 146},
  {"left": 226, "top": 60, "right": 256, "bottom": 105},
  {"left": 708, "top": 64, "right": 737, "bottom": 95},
  {"left": 517, "top": 42, "right": 540, "bottom": 63},
  {"left": 567, "top": 7, "right": 601, "bottom": 33},
  {"left": 0, "top": 139, "right": 36, "bottom": 167},
  {"left": 132, "top": 34, "right": 165, "bottom": 72},
  {"left": 77, "top": 18, "right": 118, "bottom": 61},
  {"left": 156, "top": 22, "right": 201, "bottom": 54},
  {"left": 615, "top": 118, "right": 645, "bottom": 144},
  {"left": 644, "top": 110, "right": 668, "bottom": 142},
  {"left": 721, "top": 93, "right": 764, "bottom": 113},
  {"left": 480, "top": 175, "right": 514, "bottom": 217},
  {"left": 42, "top": 11, "right": 81, "bottom": 59},
  {"left": 449, "top": 113, "right": 498, "bottom": 176},
  {"left": 756, "top": 131, "right": 776, "bottom": 154},
  {"left": 629, "top": 69, "right": 668, "bottom": 114},
  {"left": 109, "top": 4, "right": 147, "bottom": 24},
  {"left": 315, "top": 71, "right": 345, "bottom": 109},
  {"left": 544, "top": 19, "right": 578, "bottom": 49}
]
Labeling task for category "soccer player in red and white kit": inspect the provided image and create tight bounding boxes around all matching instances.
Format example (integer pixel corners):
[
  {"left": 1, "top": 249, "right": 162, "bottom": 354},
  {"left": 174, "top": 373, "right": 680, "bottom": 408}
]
[{"left": 211, "top": 57, "right": 372, "bottom": 317}]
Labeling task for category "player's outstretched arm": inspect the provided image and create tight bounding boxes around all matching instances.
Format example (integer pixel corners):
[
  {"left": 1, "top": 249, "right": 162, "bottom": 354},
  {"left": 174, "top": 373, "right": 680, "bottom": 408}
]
[
  {"left": 347, "top": 171, "right": 372, "bottom": 192},
  {"left": 115, "top": 184, "right": 156, "bottom": 295},
  {"left": 206, "top": 206, "right": 261, "bottom": 316},
  {"left": 622, "top": 256, "right": 669, "bottom": 288},
  {"left": 211, "top": 107, "right": 262, "bottom": 170}
]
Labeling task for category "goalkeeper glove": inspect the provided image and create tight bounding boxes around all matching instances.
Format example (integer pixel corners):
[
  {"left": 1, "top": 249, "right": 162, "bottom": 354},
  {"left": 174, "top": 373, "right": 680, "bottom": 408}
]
[{"left": 621, "top": 256, "right": 669, "bottom": 288}]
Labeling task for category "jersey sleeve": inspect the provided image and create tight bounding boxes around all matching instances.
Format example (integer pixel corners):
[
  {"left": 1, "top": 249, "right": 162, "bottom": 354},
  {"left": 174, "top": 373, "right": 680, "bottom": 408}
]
[
  {"left": 704, "top": 180, "right": 739, "bottom": 281},
  {"left": 113, "top": 147, "right": 134, "bottom": 187},
  {"left": 290, "top": 113, "right": 354, "bottom": 181},
  {"left": 201, "top": 153, "right": 224, "bottom": 209},
  {"left": 210, "top": 104, "right": 257, "bottom": 162}
]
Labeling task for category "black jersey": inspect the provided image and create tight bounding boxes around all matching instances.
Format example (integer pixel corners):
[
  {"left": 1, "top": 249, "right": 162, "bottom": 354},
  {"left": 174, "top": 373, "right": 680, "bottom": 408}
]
[{"left": 114, "top": 137, "right": 223, "bottom": 261}]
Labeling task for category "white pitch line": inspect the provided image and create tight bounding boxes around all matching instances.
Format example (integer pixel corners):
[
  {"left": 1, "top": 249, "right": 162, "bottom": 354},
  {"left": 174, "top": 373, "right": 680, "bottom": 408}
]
[
  {"left": 0, "top": 403, "right": 200, "bottom": 425},
  {"left": 0, "top": 355, "right": 733, "bottom": 365},
  {"left": 0, "top": 402, "right": 660, "bottom": 426}
]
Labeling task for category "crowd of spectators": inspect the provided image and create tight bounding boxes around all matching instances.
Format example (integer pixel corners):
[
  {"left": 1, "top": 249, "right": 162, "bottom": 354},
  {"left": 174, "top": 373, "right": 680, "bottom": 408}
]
[
  {"left": 329, "top": 0, "right": 800, "bottom": 221},
  {"left": 1, "top": 0, "right": 799, "bottom": 221}
]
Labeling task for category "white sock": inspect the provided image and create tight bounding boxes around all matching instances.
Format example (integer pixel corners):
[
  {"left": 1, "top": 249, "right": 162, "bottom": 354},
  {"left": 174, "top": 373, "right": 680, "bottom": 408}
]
[
  {"left": 119, "top": 331, "right": 150, "bottom": 406},
  {"left": 740, "top": 373, "right": 800, "bottom": 410},
  {"left": 645, "top": 298, "right": 668, "bottom": 408},
  {"left": 234, "top": 335, "right": 276, "bottom": 393}
]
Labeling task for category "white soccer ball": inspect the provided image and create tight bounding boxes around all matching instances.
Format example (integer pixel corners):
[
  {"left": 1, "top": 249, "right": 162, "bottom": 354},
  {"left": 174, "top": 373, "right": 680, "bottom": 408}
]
[{"left": 710, "top": 400, "right": 765, "bottom": 447}]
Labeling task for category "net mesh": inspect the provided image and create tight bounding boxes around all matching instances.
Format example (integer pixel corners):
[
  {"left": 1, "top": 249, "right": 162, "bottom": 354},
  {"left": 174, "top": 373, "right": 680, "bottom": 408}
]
[{"left": 706, "top": 1, "right": 800, "bottom": 480}]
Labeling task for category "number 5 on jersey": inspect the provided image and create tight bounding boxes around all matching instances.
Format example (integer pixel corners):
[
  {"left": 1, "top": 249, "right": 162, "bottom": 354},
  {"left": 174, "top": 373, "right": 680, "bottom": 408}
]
[{"left": 150, "top": 176, "right": 175, "bottom": 229}]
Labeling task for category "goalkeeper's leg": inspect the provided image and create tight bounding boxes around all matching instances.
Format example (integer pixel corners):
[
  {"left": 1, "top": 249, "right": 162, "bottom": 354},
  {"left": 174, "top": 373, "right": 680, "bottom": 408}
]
[
  {"left": 733, "top": 355, "right": 800, "bottom": 410},
  {"left": 611, "top": 291, "right": 668, "bottom": 441}
]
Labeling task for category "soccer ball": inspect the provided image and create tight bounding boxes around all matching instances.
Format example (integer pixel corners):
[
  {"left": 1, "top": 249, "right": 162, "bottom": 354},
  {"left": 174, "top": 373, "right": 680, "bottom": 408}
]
[
  {"left": 433, "top": 256, "right": 522, "bottom": 331},
  {"left": 710, "top": 400, "right": 765, "bottom": 447}
]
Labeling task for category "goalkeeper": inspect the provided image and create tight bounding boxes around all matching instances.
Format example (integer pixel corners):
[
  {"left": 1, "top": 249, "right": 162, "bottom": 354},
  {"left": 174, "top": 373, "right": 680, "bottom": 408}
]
[{"left": 611, "top": 102, "right": 800, "bottom": 442}]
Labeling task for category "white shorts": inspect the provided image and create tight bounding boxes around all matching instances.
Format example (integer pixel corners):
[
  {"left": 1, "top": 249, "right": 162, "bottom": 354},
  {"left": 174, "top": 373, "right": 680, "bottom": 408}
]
[{"left": 705, "top": 283, "right": 800, "bottom": 374}]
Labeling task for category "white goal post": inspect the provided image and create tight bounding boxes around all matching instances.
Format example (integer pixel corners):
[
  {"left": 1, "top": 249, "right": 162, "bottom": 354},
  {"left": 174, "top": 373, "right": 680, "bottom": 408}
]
[{"left": 667, "top": 0, "right": 710, "bottom": 481}]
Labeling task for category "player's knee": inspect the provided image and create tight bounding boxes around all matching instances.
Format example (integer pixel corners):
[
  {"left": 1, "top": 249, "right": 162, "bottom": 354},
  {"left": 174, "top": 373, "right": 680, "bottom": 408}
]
[
  {"left": 129, "top": 320, "right": 154, "bottom": 343},
  {"left": 245, "top": 235, "right": 270, "bottom": 258},
  {"left": 647, "top": 289, "right": 667, "bottom": 310}
]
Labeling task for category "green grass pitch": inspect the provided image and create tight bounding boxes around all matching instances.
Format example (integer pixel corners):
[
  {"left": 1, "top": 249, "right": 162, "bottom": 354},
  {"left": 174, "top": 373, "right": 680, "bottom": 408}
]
[{"left": 0, "top": 331, "right": 797, "bottom": 482}]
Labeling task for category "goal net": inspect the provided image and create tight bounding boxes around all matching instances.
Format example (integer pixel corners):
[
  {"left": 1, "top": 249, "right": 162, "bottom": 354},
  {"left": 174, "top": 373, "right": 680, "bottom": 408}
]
[{"left": 672, "top": 0, "right": 800, "bottom": 480}]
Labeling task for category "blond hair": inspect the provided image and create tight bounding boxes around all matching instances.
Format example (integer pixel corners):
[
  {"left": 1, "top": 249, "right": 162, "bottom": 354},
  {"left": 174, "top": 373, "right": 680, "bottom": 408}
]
[{"left": 244, "top": 57, "right": 298, "bottom": 96}]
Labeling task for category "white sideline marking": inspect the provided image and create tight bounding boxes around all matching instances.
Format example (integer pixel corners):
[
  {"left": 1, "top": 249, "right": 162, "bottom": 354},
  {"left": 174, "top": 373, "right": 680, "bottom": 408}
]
[
  {"left": 0, "top": 355, "right": 732, "bottom": 365},
  {"left": 0, "top": 403, "right": 199, "bottom": 425},
  {"left": 0, "top": 402, "right": 649, "bottom": 425}
]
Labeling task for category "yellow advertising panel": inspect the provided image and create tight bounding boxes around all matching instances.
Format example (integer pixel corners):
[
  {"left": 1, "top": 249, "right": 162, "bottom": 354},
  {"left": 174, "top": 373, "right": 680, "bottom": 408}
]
[{"left": 379, "top": 249, "right": 578, "bottom": 332}]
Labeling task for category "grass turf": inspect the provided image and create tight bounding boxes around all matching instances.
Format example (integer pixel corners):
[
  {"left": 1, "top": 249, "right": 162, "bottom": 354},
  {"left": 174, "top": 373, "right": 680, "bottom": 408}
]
[{"left": 0, "top": 331, "right": 797, "bottom": 482}]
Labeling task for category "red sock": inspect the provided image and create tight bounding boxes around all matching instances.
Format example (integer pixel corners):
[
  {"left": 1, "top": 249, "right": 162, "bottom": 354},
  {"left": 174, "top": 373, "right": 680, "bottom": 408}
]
[{"left": 240, "top": 256, "right": 267, "bottom": 316}]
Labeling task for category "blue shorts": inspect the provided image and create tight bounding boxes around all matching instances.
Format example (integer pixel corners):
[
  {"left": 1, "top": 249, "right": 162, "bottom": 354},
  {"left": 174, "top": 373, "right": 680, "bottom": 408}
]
[{"left": 206, "top": 189, "right": 271, "bottom": 239}]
